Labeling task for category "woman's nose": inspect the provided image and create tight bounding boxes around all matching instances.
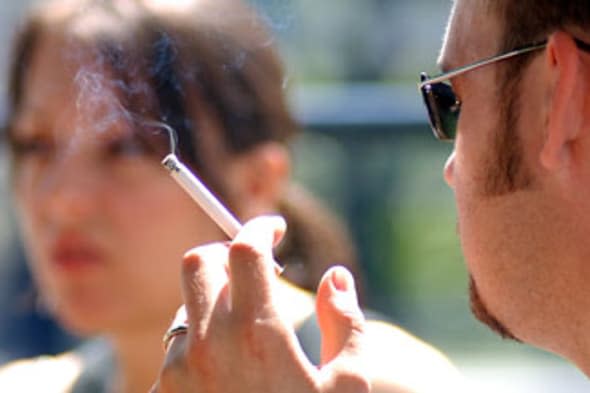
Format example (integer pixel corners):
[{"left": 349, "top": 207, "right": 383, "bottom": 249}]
[
  {"left": 443, "top": 151, "right": 455, "bottom": 188},
  {"left": 39, "top": 155, "right": 103, "bottom": 222}
]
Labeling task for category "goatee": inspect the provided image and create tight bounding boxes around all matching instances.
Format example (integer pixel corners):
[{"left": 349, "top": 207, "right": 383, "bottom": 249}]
[{"left": 469, "top": 276, "right": 520, "bottom": 341}]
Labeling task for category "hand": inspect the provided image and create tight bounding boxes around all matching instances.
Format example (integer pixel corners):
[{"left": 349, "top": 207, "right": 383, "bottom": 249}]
[{"left": 150, "top": 215, "right": 370, "bottom": 393}]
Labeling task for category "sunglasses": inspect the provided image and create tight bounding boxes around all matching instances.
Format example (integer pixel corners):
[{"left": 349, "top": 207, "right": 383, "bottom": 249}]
[{"left": 419, "top": 38, "right": 590, "bottom": 141}]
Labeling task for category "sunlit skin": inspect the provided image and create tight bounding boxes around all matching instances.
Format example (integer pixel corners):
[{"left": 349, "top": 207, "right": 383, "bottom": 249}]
[{"left": 442, "top": 0, "right": 590, "bottom": 370}]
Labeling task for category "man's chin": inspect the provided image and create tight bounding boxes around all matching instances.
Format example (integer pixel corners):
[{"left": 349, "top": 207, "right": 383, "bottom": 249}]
[{"left": 469, "top": 276, "right": 521, "bottom": 342}]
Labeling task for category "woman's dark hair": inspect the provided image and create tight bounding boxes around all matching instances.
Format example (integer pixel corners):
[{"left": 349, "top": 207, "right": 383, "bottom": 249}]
[
  {"left": 6, "top": 0, "right": 364, "bottom": 296},
  {"left": 8, "top": 0, "right": 297, "bottom": 174}
]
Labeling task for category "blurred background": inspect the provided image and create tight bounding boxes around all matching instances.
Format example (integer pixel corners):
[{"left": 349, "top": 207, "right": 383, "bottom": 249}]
[{"left": 0, "top": 1, "right": 587, "bottom": 391}]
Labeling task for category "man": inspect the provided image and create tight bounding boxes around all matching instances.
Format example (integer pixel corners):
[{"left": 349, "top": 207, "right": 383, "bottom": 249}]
[
  {"left": 419, "top": 0, "right": 590, "bottom": 376},
  {"left": 153, "top": 1, "right": 590, "bottom": 391}
]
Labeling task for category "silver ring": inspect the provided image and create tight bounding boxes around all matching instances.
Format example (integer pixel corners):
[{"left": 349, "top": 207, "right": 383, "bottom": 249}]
[{"left": 162, "top": 324, "right": 189, "bottom": 351}]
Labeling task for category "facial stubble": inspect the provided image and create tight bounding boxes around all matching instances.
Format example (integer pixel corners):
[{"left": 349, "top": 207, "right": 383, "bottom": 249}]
[{"left": 466, "top": 63, "right": 534, "bottom": 343}]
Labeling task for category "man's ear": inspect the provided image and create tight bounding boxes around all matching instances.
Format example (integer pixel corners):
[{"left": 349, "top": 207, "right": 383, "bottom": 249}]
[
  {"left": 227, "top": 142, "right": 290, "bottom": 219},
  {"left": 541, "top": 31, "right": 587, "bottom": 171}
]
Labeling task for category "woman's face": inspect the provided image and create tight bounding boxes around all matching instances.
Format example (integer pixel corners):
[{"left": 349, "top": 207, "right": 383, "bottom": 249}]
[{"left": 10, "top": 32, "right": 227, "bottom": 336}]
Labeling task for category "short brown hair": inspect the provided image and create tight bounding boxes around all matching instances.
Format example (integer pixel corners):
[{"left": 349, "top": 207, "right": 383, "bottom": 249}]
[
  {"left": 488, "top": 1, "right": 590, "bottom": 85},
  {"left": 479, "top": 2, "right": 590, "bottom": 195}
]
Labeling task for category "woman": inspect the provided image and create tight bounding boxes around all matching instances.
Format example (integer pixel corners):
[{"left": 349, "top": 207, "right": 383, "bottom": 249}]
[{"left": 0, "top": 0, "right": 463, "bottom": 392}]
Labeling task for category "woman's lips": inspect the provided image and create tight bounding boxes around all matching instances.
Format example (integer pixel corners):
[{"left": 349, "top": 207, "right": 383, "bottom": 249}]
[{"left": 50, "top": 235, "right": 104, "bottom": 271}]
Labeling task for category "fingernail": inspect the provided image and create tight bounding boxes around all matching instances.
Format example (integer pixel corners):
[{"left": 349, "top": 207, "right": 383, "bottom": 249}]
[
  {"left": 270, "top": 215, "right": 287, "bottom": 230},
  {"left": 270, "top": 215, "right": 287, "bottom": 247},
  {"left": 331, "top": 267, "right": 354, "bottom": 292}
]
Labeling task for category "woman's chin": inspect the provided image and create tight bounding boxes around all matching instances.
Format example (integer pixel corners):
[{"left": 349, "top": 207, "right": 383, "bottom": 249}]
[
  {"left": 46, "top": 296, "right": 117, "bottom": 336},
  {"left": 53, "top": 310, "right": 106, "bottom": 337}
]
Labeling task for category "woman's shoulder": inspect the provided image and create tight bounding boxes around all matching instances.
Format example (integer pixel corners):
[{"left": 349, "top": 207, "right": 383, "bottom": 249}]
[
  {"left": 0, "top": 351, "right": 82, "bottom": 393},
  {"left": 363, "top": 319, "right": 466, "bottom": 393},
  {"left": 0, "top": 339, "right": 113, "bottom": 393},
  {"left": 288, "top": 289, "right": 466, "bottom": 392}
]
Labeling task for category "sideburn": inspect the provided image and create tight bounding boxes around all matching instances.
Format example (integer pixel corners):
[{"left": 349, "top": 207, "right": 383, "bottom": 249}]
[{"left": 483, "top": 62, "right": 534, "bottom": 196}]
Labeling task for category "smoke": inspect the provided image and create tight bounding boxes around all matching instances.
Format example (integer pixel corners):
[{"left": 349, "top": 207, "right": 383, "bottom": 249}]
[
  {"left": 74, "top": 69, "right": 129, "bottom": 135},
  {"left": 55, "top": 0, "right": 293, "bottom": 161},
  {"left": 63, "top": 33, "right": 178, "bottom": 159}
]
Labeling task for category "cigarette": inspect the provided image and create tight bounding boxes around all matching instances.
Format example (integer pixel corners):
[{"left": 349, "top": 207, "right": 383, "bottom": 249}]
[{"left": 162, "top": 153, "right": 283, "bottom": 274}]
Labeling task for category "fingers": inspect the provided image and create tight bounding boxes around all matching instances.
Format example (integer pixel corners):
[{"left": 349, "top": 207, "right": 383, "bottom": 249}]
[
  {"left": 154, "top": 244, "right": 231, "bottom": 393},
  {"left": 228, "top": 215, "right": 286, "bottom": 319},
  {"left": 155, "top": 216, "right": 371, "bottom": 393},
  {"left": 316, "top": 266, "right": 366, "bottom": 365},
  {"left": 181, "top": 243, "right": 230, "bottom": 338},
  {"left": 315, "top": 267, "right": 371, "bottom": 393}
]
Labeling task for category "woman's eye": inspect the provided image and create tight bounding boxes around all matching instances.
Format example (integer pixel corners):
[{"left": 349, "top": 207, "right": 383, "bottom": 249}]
[
  {"left": 10, "top": 135, "right": 54, "bottom": 159},
  {"left": 106, "top": 136, "right": 149, "bottom": 158}
]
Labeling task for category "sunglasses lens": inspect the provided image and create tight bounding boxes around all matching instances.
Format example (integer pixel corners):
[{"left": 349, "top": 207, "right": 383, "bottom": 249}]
[
  {"left": 434, "top": 83, "right": 459, "bottom": 140},
  {"left": 420, "top": 74, "right": 460, "bottom": 140}
]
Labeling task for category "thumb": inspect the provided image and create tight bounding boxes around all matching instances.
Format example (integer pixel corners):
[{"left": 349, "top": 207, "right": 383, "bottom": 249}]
[{"left": 316, "top": 266, "right": 366, "bottom": 365}]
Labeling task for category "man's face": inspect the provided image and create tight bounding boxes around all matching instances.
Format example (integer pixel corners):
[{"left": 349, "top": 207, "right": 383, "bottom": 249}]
[{"left": 439, "top": 0, "right": 569, "bottom": 348}]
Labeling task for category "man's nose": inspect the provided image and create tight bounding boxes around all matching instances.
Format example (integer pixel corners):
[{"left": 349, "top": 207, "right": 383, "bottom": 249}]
[{"left": 443, "top": 151, "right": 455, "bottom": 188}]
